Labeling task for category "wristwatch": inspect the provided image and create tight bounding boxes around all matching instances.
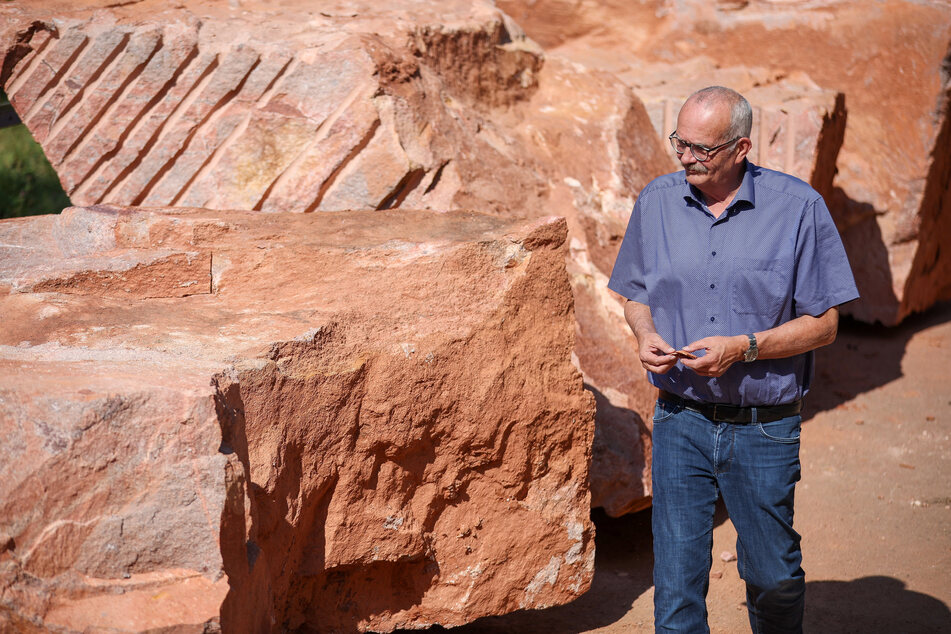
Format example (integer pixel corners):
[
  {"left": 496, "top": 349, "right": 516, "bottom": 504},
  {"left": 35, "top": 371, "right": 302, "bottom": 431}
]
[{"left": 743, "top": 333, "right": 758, "bottom": 362}]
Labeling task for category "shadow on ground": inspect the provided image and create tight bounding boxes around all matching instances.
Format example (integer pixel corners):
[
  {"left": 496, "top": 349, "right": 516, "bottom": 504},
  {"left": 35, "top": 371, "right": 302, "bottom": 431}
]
[
  {"left": 803, "top": 299, "right": 951, "bottom": 422},
  {"left": 805, "top": 576, "right": 951, "bottom": 633}
]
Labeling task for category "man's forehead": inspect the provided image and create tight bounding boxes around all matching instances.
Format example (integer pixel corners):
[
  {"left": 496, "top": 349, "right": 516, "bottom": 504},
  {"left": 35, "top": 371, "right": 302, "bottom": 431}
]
[{"left": 677, "top": 100, "right": 729, "bottom": 141}]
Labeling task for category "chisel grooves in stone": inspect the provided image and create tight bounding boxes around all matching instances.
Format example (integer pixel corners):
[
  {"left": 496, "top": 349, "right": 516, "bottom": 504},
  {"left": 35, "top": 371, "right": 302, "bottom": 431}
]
[
  {"left": 132, "top": 49, "right": 261, "bottom": 206},
  {"left": 77, "top": 43, "right": 209, "bottom": 203},
  {"left": 50, "top": 31, "right": 162, "bottom": 168},
  {"left": 27, "top": 29, "right": 130, "bottom": 144},
  {"left": 16, "top": 28, "right": 89, "bottom": 122},
  {"left": 306, "top": 116, "right": 382, "bottom": 213},
  {"left": 252, "top": 79, "right": 373, "bottom": 212},
  {"left": 104, "top": 52, "right": 221, "bottom": 204},
  {"left": 4, "top": 26, "right": 54, "bottom": 94},
  {"left": 64, "top": 34, "right": 185, "bottom": 194},
  {"left": 45, "top": 31, "right": 133, "bottom": 152}
]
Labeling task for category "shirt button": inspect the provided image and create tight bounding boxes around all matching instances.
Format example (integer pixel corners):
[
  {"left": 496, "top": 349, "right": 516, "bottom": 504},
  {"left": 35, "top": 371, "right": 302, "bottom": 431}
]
[
  {"left": 710, "top": 283, "right": 716, "bottom": 289},
  {"left": 710, "top": 316, "right": 716, "bottom": 322},
  {"left": 711, "top": 251, "right": 717, "bottom": 256}
]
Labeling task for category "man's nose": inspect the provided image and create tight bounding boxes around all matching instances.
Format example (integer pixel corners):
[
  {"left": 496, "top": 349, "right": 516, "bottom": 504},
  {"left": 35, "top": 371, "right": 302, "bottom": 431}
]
[{"left": 680, "top": 149, "right": 697, "bottom": 165}]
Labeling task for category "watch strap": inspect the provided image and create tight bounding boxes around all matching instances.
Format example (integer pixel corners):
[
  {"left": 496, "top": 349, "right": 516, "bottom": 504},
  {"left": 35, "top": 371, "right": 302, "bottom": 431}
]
[{"left": 744, "top": 333, "right": 758, "bottom": 362}]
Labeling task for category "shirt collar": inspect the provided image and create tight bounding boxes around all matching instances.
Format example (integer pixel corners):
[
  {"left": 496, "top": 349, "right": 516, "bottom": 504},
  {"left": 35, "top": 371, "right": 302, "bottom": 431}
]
[{"left": 682, "top": 160, "right": 757, "bottom": 212}]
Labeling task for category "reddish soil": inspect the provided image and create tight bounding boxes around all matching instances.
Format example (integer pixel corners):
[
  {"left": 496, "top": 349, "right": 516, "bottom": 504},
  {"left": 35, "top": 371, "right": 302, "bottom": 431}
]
[{"left": 422, "top": 301, "right": 951, "bottom": 633}]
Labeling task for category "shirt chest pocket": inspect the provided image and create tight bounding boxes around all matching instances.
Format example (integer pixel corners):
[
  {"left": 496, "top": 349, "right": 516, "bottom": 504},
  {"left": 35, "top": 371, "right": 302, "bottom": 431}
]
[{"left": 731, "top": 258, "right": 789, "bottom": 318}]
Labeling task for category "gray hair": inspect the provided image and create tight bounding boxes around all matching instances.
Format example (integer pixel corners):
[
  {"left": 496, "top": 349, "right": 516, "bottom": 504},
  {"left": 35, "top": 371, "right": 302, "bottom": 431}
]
[{"left": 687, "top": 86, "right": 753, "bottom": 142}]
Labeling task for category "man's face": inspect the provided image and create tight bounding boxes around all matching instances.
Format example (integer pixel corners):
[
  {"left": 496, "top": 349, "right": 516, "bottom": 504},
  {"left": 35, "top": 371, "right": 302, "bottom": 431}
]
[{"left": 674, "top": 100, "right": 737, "bottom": 191}]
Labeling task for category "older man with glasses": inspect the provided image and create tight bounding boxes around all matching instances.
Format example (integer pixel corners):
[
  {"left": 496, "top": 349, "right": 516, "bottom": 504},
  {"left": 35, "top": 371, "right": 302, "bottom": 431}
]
[{"left": 608, "top": 86, "right": 859, "bottom": 633}]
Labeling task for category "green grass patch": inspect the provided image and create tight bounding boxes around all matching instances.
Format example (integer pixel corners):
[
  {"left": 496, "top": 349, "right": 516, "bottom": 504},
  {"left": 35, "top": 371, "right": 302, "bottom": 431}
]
[{"left": 0, "top": 89, "right": 71, "bottom": 219}]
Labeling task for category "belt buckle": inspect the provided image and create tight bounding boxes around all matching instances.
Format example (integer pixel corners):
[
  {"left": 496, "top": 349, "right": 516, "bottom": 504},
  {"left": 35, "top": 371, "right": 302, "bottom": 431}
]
[{"left": 711, "top": 403, "right": 744, "bottom": 423}]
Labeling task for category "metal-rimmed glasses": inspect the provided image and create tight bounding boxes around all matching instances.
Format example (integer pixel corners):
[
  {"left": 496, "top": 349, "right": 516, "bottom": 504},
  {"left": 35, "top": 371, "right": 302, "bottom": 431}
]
[{"left": 668, "top": 131, "right": 739, "bottom": 162}]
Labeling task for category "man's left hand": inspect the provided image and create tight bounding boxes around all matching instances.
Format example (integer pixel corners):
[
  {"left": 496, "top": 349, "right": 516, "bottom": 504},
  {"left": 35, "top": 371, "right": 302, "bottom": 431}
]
[{"left": 680, "top": 335, "right": 747, "bottom": 377}]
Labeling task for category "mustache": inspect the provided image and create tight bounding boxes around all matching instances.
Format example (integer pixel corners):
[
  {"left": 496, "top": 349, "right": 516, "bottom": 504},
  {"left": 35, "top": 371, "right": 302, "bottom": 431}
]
[{"left": 685, "top": 164, "right": 709, "bottom": 175}]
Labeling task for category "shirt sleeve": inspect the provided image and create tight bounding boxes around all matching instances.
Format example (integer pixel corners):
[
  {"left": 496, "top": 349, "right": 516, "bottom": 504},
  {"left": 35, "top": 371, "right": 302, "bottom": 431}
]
[
  {"left": 607, "top": 195, "right": 650, "bottom": 304},
  {"left": 793, "top": 196, "right": 860, "bottom": 317}
]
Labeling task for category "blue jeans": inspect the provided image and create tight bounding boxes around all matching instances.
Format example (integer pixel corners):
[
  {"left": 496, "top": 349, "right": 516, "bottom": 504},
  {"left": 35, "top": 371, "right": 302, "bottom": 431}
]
[{"left": 651, "top": 398, "right": 805, "bottom": 634}]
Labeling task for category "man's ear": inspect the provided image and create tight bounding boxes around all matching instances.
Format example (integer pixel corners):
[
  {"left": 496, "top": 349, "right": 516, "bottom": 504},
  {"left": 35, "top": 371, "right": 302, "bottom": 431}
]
[{"left": 734, "top": 137, "right": 753, "bottom": 164}]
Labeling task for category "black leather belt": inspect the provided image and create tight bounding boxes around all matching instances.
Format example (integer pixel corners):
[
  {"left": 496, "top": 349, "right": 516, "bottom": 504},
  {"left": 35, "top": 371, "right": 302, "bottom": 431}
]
[{"left": 659, "top": 390, "right": 802, "bottom": 424}]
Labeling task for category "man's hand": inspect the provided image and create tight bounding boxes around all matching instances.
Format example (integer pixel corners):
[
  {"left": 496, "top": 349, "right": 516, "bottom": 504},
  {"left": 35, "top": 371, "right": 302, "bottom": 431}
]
[
  {"left": 639, "top": 332, "right": 679, "bottom": 374},
  {"left": 680, "top": 335, "right": 747, "bottom": 377},
  {"left": 622, "top": 300, "right": 679, "bottom": 374}
]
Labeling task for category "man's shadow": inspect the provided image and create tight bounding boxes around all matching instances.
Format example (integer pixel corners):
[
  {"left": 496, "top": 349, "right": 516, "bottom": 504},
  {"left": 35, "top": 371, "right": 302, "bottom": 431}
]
[
  {"left": 805, "top": 576, "right": 951, "bottom": 633},
  {"left": 803, "top": 299, "right": 951, "bottom": 422}
]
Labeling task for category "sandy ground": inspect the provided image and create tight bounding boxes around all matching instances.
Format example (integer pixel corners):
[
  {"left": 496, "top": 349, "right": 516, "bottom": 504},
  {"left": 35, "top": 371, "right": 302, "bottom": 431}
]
[{"left": 431, "top": 301, "right": 951, "bottom": 633}]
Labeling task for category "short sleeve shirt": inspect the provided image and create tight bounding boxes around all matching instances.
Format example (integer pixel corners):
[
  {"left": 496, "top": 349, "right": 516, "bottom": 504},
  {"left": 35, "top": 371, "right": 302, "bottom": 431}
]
[{"left": 608, "top": 161, "right": 859, "bottom": 406}]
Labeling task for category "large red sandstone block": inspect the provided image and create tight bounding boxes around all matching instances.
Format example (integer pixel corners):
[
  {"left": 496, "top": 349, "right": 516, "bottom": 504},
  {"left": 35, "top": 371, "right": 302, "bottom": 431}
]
[
  {"left": 0, "top": 1, "right": 669, "bottom": 516},
  {"left": 0, "top": 206, "right": 595, "bottom": 632}
]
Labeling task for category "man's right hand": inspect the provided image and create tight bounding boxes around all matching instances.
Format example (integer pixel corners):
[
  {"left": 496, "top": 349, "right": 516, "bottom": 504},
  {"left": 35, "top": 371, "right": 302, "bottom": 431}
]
[
  {"left": 622, "top": 300, "right": 679, "bottom": 374},
  {"left": 639, "top": 332, "right": 678, "bottom": 374}
]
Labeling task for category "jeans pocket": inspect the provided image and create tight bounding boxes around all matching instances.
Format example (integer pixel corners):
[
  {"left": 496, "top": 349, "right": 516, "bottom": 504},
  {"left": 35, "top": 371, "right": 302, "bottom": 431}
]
[
  {"left": 653, "top": 399, "right": 683, "bottom": 424},
  {"left": 756, "top": 416, "right": 801, "bottom": 443}
]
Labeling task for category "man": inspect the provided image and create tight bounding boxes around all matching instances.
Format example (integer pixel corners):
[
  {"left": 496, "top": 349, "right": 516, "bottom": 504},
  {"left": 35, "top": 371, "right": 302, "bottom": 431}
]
[{"left": 608, "top": 86, "right": 859, "bottom": 633}]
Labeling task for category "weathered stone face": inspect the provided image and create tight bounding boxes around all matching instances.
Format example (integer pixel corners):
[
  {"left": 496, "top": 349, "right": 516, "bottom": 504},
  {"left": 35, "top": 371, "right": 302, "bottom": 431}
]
[{"left": 0, "top": 206, "right": 595, "bottom": 632}]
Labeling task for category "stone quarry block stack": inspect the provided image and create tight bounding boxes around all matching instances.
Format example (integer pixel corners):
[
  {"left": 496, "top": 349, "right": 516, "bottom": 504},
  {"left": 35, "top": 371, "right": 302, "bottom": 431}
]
[
  {"left": 5, "top": 6, "right": 946, "bottom": 607},
  {"left": 0, "top": 205, "right": 595, "bottom": 632},
  {"left": 0, "top": 0, "right": 672, "bottom": 518}
]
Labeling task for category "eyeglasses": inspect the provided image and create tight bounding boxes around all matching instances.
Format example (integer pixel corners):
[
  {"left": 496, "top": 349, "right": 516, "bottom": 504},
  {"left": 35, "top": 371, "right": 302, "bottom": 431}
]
[{"left": 668, "top": 132, "right": 739, "bottom": 162}]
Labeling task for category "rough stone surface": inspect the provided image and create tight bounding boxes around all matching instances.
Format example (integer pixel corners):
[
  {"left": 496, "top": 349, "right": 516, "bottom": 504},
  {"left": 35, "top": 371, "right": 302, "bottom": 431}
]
[
  {"left": 498, "top": 0, "right": 951, "bottom": 326},
  {"left": 0, "top": 0, "right": 670, "bottom": 516},
  {"left": 0, "top": 206, "right": 595, "bottom": 633},
  {"left": 500, "top": 56, "right": 669, "bottom": 515}
]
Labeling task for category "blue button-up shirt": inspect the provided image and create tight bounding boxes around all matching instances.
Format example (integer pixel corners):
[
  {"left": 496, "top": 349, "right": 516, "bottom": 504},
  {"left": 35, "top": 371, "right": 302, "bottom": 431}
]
[{"left": 608, "top": 161, "right": 859, "bottom": 406}]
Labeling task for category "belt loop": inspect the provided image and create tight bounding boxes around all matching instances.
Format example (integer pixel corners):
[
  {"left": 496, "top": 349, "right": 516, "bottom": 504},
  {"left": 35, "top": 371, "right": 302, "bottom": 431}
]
[{"left": 751, "top": 406, "right": 758, "bottom": 424}]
